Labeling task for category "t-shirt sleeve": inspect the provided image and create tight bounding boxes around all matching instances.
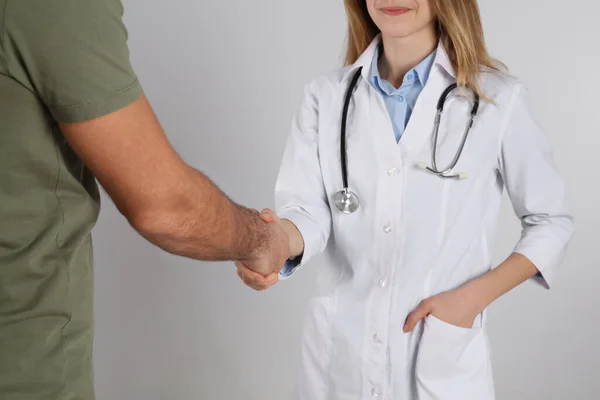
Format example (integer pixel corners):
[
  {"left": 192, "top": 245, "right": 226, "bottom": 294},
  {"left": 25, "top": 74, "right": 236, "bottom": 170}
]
[{"left": 2, "top": 0, "right": 143, "bottom": 122}]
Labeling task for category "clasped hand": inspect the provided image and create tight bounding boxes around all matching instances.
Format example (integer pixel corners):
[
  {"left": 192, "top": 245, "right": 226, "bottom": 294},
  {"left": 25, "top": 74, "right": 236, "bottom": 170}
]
[{"left": 235, "top": 209, "right": 288, "bottom": 291}]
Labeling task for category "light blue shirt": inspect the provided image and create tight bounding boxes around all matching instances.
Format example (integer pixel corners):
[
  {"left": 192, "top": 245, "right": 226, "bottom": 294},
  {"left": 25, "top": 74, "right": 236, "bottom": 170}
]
[{"left": 370, "top": 45, "right": 436, "bottom": 142}]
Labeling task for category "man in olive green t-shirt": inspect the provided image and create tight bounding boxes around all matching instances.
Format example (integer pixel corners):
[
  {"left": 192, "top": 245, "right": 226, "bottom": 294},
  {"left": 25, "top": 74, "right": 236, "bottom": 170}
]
[{"left": 0, "top": 1, "right": 292, "bottom": 398}]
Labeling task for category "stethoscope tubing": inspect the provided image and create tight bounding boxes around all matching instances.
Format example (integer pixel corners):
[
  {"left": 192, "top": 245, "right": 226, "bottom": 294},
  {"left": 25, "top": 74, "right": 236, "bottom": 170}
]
[{"left": 336, "top": 67, "right": 480, "bottom": 212}]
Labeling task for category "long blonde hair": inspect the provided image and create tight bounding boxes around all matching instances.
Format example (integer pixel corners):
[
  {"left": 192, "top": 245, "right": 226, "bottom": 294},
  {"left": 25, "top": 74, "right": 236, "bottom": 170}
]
[{"left": 343, "top": 0, "right": 503, "bottom": 99}]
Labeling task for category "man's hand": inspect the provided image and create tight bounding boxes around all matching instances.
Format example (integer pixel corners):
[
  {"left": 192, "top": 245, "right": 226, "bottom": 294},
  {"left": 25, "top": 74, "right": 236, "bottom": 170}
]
[
  {"left": 403, "top": 287, "right": 482, "bottom": 332},
  {"left": 235, "top": 209, "right": 285, "bottom": 291},
  {"left": 243, "top": 211, "right": 290, "bottom": 276}
]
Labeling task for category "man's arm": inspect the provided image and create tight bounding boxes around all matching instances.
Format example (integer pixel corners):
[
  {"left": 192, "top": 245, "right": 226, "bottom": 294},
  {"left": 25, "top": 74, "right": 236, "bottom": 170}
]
[
  {"left": 3, "top": 0, "right": 289, "bottom": 270},
  {"left": 60, "top": 95, "right": 286, "bottom": 264}
]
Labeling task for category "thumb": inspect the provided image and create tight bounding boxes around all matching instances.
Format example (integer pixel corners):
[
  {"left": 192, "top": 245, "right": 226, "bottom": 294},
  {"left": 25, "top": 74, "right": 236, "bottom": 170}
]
[
  {"left": 403, "top": 299, "right": 433, "bottom": 333},
  {"left": 260, "top": 208, "right": 278, "bottom": 223}
]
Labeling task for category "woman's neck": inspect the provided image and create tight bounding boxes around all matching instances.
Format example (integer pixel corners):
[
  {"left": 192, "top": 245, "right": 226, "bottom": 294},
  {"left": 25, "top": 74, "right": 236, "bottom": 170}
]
[{"left": 379, "top": 25, "right": 438, "bottom": 88}]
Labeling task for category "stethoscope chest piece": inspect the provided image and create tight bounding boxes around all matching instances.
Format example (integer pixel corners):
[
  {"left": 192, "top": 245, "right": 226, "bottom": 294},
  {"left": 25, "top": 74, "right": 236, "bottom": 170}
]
[{"left": 334, "top": 188, "right": 359, "bottom": 214}]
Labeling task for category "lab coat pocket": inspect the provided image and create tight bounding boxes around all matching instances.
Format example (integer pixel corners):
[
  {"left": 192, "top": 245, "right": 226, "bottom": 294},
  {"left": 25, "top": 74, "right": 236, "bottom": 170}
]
[{"left": 415, "top": 315, "right": 495, "bottom": 400}]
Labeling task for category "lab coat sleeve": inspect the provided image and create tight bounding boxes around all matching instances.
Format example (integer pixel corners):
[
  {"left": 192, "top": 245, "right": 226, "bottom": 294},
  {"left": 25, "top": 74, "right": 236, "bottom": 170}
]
[
  {"left": 275, "top": 80, "right": 332, "bottom": 280},
  {"left": 498, "top": 83, "right": 575, "bottom": 289}
]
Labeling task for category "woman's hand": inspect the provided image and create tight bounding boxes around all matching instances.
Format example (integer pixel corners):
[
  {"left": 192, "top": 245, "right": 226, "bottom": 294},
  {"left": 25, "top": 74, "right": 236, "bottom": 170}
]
[
  {"left": 403, "top": 287, "right": 483, "bottom": 332},
  {"left": 402, "top": 254, "right": 540, "bottom": 332},
  {"left": 235, "top": 260, "right": 279, "bottom": 291}
]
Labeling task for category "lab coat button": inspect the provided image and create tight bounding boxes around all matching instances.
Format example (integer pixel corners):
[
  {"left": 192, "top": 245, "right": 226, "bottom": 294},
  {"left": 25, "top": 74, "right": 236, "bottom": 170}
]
[
  {"left": 383, "top": 225, "right": 392, "bottom": 233},
  {"left": 373, "top": 334, "right": 382, "bottom": 343},
  {"left": 371, "top": 387, "right": 382, "bottom": 398},
  {"left": 379, "top": 278, "right": 387, "bottom": 288},
  {"left": 387, "top": 166, "right": 397, "bottom": 176}
]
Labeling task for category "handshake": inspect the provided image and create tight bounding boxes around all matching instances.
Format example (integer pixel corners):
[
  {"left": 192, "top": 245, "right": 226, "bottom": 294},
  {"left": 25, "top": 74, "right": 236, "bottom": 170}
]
[{"left": 235, "top": 209, "right": 303, "bottom": 291}]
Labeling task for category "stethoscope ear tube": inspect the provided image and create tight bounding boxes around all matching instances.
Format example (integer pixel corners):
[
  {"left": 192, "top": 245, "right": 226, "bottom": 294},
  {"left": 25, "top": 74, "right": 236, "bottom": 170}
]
[
  {"left": 437, "top": 83, "right": 480, "bottom": 116},
  {"left": 427, "top": 83, "right": 480, "bottom": 177}
]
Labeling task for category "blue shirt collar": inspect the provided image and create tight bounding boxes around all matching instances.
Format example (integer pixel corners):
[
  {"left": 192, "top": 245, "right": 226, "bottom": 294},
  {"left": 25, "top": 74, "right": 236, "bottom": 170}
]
[{"left": 370, "top": 44, "right": 437, "bottom": 95}]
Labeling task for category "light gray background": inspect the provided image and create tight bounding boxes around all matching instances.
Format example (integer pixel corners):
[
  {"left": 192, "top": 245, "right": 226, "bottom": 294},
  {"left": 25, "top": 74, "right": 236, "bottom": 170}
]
[{"left": 93, "top": 1, "right": 599, "bottom": 399}]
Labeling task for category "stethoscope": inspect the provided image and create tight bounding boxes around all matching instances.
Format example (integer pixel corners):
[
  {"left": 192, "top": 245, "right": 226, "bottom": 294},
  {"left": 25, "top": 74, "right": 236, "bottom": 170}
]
[{"left": 334, "top": 66, "right": 480, "bottom": 214}]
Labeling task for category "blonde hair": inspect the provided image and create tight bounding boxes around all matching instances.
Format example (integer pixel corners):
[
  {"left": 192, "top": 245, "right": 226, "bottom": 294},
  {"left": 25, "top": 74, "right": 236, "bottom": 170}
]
[{"left": 343, "top": 0, "right": 503, "bottom": 100}]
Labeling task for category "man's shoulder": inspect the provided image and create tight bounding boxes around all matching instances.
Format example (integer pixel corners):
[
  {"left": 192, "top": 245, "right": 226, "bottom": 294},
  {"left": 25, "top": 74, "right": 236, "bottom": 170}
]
[{"left": 2, "top": 0, "right": 125, "bottom": 32}]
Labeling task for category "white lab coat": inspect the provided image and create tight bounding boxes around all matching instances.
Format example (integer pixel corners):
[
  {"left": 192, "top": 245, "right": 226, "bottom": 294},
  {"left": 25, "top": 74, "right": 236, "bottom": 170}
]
[{"left": 274, "top": 36, "right": 574, "bottom": 400}]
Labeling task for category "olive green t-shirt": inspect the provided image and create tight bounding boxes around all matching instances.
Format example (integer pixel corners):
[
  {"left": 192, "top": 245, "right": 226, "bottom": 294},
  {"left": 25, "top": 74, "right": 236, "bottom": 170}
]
[{"left": 0, "top": 0, "right": 143, "bottom": 398}]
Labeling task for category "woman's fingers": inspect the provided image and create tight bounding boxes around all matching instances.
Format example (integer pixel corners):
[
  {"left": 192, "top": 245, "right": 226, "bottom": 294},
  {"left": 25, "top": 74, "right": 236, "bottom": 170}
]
[
  {"left": 235, "top": 261, "right": 278, "bottom": 291},
  {"left": 260, "top": 208, "right": 279, "bottom": 223},
  {"left": 403, "top": 298, "right": 434, "bottom": 332},
  {"left": 240, "top": 272, "right": 278, "bottom": 291},
  {"left": 250, "top": 207, "right": 279, "bottom": 224}
]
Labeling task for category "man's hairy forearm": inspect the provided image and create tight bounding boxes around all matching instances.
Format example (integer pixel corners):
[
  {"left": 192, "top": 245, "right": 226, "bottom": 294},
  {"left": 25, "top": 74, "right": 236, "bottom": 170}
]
[
  {"left": 132, "top": 166, "right": 270, "bottom": 261},
  {"left": 58, "top": 95, "right": 271, "bottom": 261}
]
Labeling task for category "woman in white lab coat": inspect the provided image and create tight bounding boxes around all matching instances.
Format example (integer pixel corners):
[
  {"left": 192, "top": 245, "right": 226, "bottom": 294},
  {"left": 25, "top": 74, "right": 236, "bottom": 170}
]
[{"left": 236, "top": 0, "right": 574, "bottom": 399}]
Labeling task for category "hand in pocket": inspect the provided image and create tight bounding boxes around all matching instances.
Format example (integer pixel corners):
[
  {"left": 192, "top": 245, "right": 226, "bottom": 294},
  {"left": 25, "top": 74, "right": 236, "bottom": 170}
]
[{"left": 403, "top": 288, "right": 482, "bottom": 332}]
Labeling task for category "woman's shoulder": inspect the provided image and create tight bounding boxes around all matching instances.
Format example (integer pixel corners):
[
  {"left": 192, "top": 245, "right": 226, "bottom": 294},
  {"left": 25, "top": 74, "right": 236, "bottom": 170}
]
[
  {"left": 302, "top": 65, "right": 357, "bottom": 97},
  {"left": 478, "top": 67, "right": 528, "bottom": 102}
]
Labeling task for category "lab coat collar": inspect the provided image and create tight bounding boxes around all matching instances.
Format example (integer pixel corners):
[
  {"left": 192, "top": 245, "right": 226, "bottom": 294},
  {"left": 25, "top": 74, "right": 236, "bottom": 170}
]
[
  {"left": 341, "top": 34, "right": 456, "bottom": 84},
  {"left": 341, "top": 35, "right": 381, "bottom": 84}
]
